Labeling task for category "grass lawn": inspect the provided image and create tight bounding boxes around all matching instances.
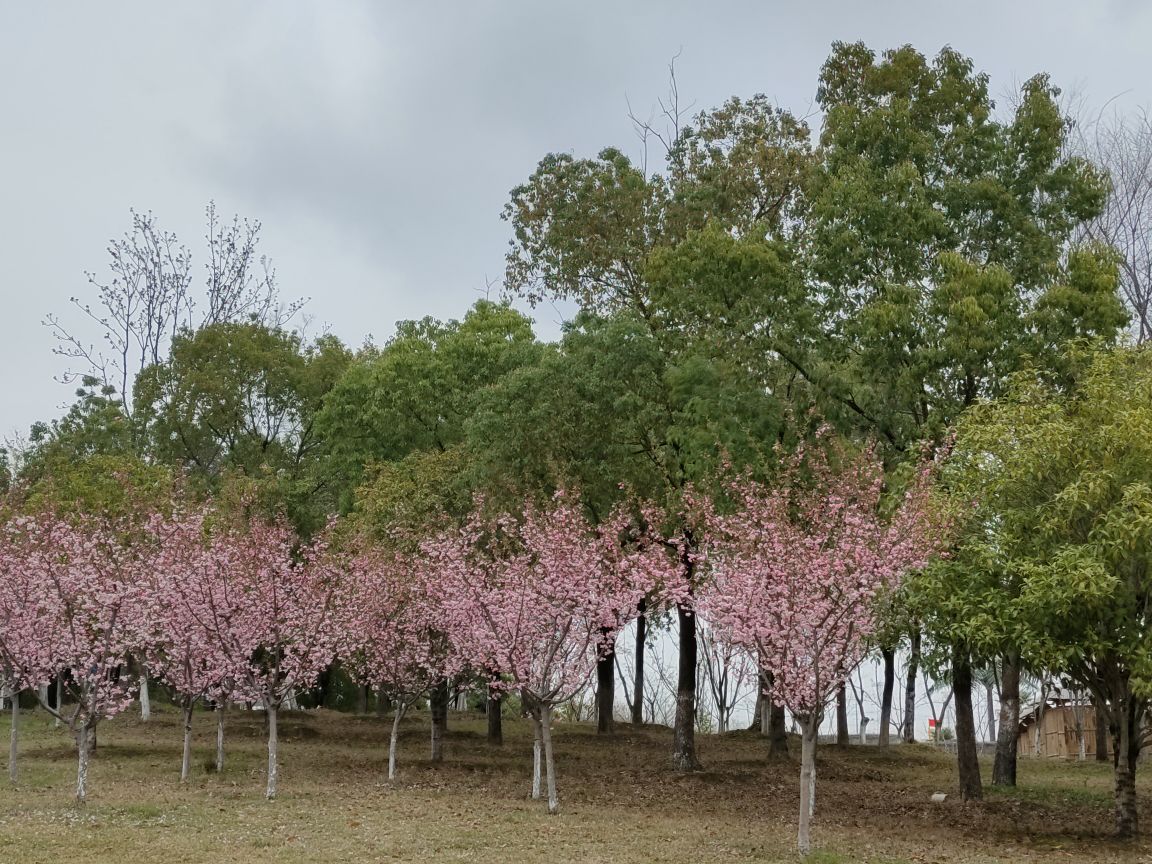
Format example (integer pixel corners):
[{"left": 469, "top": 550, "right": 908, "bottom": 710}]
[{"left": 0, "top": 705, "right": 1145, "bottom": 863}]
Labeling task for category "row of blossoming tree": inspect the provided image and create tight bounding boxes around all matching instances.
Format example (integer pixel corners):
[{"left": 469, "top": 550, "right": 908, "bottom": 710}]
[{"left": 0, "top": 435, "right": 943, "bottom": 852}]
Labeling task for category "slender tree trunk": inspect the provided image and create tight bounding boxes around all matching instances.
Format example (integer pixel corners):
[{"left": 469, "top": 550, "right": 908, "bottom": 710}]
[
  {"left": 388, "top": 703, "right": 406, "bottom": 780},
  {"left": 993, "top": 651, "right": 1020, "bottom": 787},
  {"left": 139, "top": 673, "right": 151, "bottom": 722},
  {"left": 1096, "top": 699, "right": 1110, "bottom": 762},
  {"left": 749, "top": 685, "right": 764, "bottom": 733},
  {"left": 265, "top": 705, "right": 279, "bottom": 800},
  {"left": 356, "top": 684, "right": 368, "bottom": 716},
  {"left": 986, "top": 680, "right": 996, "bottom": 744},
  {"left": 836, "top": 683, "right": 849, "bottom": 746},
  {"left": 180, "top": 702, "right": 194, "bottom": 782},
  {"left": 540, "top": 703, "right": 559, "bottom": 814},
  {"left": 903, "top": 628, "right": 921, "bottom": 743},
  {"left": 878, "top": 647, "right": 895, "bottom": 749},
  {"left": 1112, "top": 693, "right": 1139, "bottom": 838},
  {"left": 54, "top": 677, "right": 62, "bottom": 728},
  {"left": 672, "top": 602, "right": 700, "bottom": 771},
  {"left": 530, "top": 711, "right": 542, "bottom": 800},
  {"left": 8, "top": 690, "right": 18, "bottom": 783},
  {"left": 952, "top": 645, "right": 983, "bottom": 801},
  {"left": 430, "top": 679, "right": 448, "bottom": 762},
  {"left": 215, "top": 702, "right": 226, "bottom": 773},
  {"left": 596, "top": 632, "right": 615, "bottom": 734},
  {"left": 76, "top": 723, "right": 93, "bottom": 804},
  {"left": 797, "top": 715, "right": 818, "bottom": 856},
  {"left": 632, "top": 599, "right": 646, "bottom": 726},
  {"left": 487, "top": 686, "right": 503, "bottom": 746},
  {"left": 769, "top": 703, "right": 789, "bottom": 757}
]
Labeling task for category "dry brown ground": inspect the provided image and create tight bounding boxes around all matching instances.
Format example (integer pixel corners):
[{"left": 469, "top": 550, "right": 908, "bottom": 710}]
[{"left": 0, "top": 705, "right": 1146, "bottom": 863}]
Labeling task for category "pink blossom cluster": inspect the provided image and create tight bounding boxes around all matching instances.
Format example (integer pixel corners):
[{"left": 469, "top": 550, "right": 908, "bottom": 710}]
[
  {"left": 697, "top": 438, "right": 943, "bottom": 720},
  {"left": 421, "top": 492, "right": 675, "bottom": 708}
]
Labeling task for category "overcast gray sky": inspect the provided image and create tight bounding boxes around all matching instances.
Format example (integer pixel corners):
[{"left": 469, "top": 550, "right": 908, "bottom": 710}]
[{"left": 3, "top": 1, "right": 1150, "bottom": 440}]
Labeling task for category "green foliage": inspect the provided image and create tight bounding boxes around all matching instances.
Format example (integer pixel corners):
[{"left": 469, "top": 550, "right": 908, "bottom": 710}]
[
  {"left": 133, "top": 321, "right": 350, "bottom": 532},
  {"left": 318, "top": 300, "right": 538, "bottom": 510},
  {"left": 928, "top": 347, "right": 1152, "bottom": 699},
  {"left": 805, "top": 42, "right": 1124, "bottom": 451}
]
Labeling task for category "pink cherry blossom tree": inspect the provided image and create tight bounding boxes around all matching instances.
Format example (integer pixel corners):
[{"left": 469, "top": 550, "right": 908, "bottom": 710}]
[
  {"left": 0, "top": 511, "right": 147, "bottom": 803},
  {"left": 338, "top": 544, "right": 449, "bottom": 780},
  {"left": 138, "top": 507, "right": 244, "bottom": 781},
  {"left": 698, "top": 437, "right": 943, "bottom": 854},
  {"left": 192, "top": 512, "right": 344, "bottom": 800},
  {"left": 424, "top": 492, "right": 672, "bottom": 814}
]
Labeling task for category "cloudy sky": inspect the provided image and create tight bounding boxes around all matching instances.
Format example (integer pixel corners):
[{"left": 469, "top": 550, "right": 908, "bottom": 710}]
[{"left": 3, "top": 1, "right": 1150, "bottom": 439}]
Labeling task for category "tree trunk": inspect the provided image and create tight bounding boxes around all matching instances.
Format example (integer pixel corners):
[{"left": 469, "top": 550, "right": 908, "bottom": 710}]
[
  {"left": 1096, "top": 699, "right": 1110, "bottom": 762},
  {"left": 531, "top": 711, "right": 542, "bottom": 800},
  {"left": 388, "top": 702, "right": 406, "bottom": 780},
  {"left": 749, "top": 685, "right": 764, "bottom": 733},
  {"left": 1112, "top": 693, "right": 1140, "bottom": 838},
  {"left": 139, "top": 673, "right": 151, "bottom": 722},
  {"left": 265, "top": 705, "right": 279, "bottom": 800},
  {"left": 596, "top": 634, "right": 615, "bottom": 734},
  {"left": 769, "top": 702, "right": 789, "bottom": 758},
  {"left": 215, "top": 702, "right": 226, "bottom": 773},
  {"left": 487, "top": 687, "right": 503, "bottom": 745},
  {"left": 903, "top": 627, "right": 921, "bottom": 743},
  {"left": 986, "top": 680, "right": 996, "bottom": 744},
  {"left": 430, "top": 678, "right": 448, "bottom": 763},
  {"left": 836, "top": 683, "right": 850, "bottom": 746},
  {"left": 632, "top": 599, "right": 646, "bottom": 726},
  {"left": 672, "top": 602, "right": 700, "bottom": 770},
  {"left": 54, "top": 677, "right": 62, "bottom": 728},
  {"left": 76, "top": 723, "right": 92, "bottom": 804},
  {"left": 992, "top": 651, "right": 1019, "bottom": 787},
  {"left": 180, "top": 702, "right": 194, "bottom": 782},
  {"left": 356, "top": 684, "right": 368, "bottom": 716},
  {"left": 952, "top": 645, "right": 983, "bottom": 801},
  {"left": 878, "top": 647, "right": 895, "bottom": 749},
  {"left": 797, "top": 714, "right": 818, "bottom": 855},
  {"left": 8, "top": 689, "right": 18, "bottom": 783},
  {"left": 540, "top": 703, "right": 559, "bottom": 814}
]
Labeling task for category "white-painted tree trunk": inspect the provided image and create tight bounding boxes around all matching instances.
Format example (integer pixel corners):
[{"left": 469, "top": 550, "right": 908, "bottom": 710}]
[
  {"left": 265, "top": 705, "right": 279, "bottom": 800},
  {"left": 37, "top": 684, "right": 48, "bottom": 707},
  {"left": 54, "top": 678, "right": 62, "bottom": 728},
  {"left": 388, "top": 703, "right": 407, "bottom": 780},
  {"left": 531, "top": 713, "right": 542, "bottom": 800},
  {"left": 76, "top": 724, "right": 92, "bottom": 804},
  {"left": 798, "top": 716, "right": 818, "bottom": 855},
  {"left": 9, "top": 690, "right": 18, "bottom": 783},
  {"left": 539, "top": 704, "right": 559, "bottom": 814},
  {"left": 139, "top": 674, "right": 151, "bottom": 722},
  {"left": 180, "top": 703, "right": 194, "bottom": 782},
  {"left": 215, "top": 703, "right": 226, "bottom": 773},
  {"left": 859, "top": 717, "right": 869, "bottom": 746}
]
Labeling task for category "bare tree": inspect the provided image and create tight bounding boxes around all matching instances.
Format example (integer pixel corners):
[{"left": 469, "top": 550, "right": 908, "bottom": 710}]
[
  {"left": 1075, "top": 106, "right": 1152, "bottom": 343},
  {"left": 44, "top": 202, "right": 307, "bottom": 421}
]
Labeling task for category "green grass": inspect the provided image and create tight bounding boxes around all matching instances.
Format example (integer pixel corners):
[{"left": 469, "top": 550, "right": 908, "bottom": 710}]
[{"left": 0, "top": 705, "right": 1145, "bottom": 863}]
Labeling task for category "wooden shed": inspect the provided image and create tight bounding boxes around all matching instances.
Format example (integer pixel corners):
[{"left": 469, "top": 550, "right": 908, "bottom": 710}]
[{"left": 1017, "top": 698, "right": 1110, "bottom": 759}]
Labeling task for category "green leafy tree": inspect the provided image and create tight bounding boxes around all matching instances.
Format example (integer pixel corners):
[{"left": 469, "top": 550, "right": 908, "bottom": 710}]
[
  {"left": 935, "top": 346, "right": 1152, "bottom": 836},
  {"left": 799, "top": 42, "right": 1127, "bottom": 798},
  {"left": 133, "top": 321, "right": 350, "bottom": 533}
]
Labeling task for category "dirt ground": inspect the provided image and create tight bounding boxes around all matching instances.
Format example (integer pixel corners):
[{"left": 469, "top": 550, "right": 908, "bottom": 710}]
[{"left": 0, "top": 706, "right": 1146, "bottom": 863}]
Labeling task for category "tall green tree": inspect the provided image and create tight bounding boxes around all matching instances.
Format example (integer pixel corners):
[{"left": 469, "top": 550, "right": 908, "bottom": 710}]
[
  {"left": 503, "top": 96, "right": 809, "bottom": 765},
  {"left": 800, "top": 42, "right": 1126, "bottom": 798},
  {"left": 133, "top": 321, "right": 350, "bottom": 533},
  {"left": 935, "top": 346, "right": 1152, "bottom": 836}
]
